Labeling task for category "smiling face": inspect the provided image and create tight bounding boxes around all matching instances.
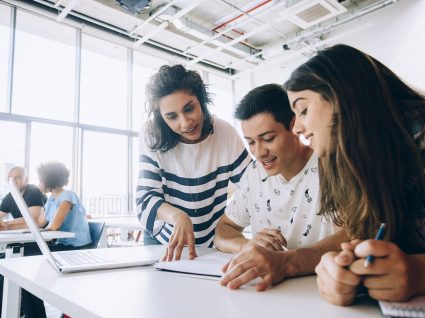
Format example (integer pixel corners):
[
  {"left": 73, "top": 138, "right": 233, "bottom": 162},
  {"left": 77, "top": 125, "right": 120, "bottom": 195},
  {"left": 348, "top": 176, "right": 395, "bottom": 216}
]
[
  {"left": 159, "top": 90, "right": 205, "bottom": 143},
  {"left": 241, "top": 112, "right": 299, "bottom": 176},
  {"left": 288, "top": 89, "right": 334, "bottom": 158}
]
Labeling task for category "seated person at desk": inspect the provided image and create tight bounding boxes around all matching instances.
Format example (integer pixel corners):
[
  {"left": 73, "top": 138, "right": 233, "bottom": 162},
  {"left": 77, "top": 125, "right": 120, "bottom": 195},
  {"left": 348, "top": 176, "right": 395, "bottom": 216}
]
[
  {"left": 36, "top": 161, "right": 92, "bottom": 251},
  {"left": 0, "top": 166, "right": 48, "bottom": 318},
  {"left": 0, "top": 166, "right": 46, "bottom": 229},
  {"left": 216, "top": 84, "right": 346, "bottom": 291},
  {"left": 284, "top": 44, "right": 425, "bottom": 305}
]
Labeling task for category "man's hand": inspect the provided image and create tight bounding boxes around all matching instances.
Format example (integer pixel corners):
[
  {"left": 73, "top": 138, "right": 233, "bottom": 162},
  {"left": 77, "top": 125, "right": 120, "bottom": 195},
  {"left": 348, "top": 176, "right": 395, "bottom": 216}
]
[
  {"left": 0, "top": 221, "right": 9, "bottom": 231},
  {"left": 220, "top": 245, "right": 290, "bottom": 291},
  {"left": 162, "top": 211, "right": 197, "bottom": 262},
  {"left": 244, "top": 228, "right": 287, "bottom": 252}
]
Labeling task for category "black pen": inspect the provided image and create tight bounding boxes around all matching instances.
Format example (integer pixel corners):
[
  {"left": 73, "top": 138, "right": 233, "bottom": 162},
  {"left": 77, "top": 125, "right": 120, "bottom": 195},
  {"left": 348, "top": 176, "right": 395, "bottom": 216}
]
[{"left": 364, "top": 223, "right": 386, "bottom": 268}]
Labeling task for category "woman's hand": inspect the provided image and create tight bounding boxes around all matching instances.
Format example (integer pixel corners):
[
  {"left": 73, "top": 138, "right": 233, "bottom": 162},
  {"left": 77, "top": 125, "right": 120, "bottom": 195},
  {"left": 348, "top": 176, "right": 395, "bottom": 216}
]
[
  {"left": 315, "top": 241, "right": 362, "bottom": 306},
  {"left": 350, "top": 240, "right": 425, "bottom": 302},
  {"left": 162, "top": 210, "right": 197, "bottom": 261}
]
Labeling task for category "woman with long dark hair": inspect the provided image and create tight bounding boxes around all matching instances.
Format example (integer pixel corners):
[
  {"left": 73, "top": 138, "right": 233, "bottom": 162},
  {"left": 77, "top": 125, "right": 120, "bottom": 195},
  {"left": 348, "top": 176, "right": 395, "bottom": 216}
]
[
  {"left": 284, "top": 44, "right": 425, "bottom": 305},
  {"left": 136, "top": 64, "right": 251, "bottom": 261}
]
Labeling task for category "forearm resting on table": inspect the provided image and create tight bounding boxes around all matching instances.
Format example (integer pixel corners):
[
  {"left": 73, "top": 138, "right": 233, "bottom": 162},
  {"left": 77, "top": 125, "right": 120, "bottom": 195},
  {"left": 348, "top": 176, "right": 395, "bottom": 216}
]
[
  {"left": 214, "top": 215, "right": 248, "bottom": 253},
  {"left": 286, "top": 229, "right": 349, "bottom": 277}
]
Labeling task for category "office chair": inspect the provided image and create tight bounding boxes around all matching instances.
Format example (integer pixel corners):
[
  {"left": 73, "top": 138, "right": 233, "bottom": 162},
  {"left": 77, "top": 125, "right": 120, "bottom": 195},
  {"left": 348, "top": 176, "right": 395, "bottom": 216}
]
[{"left": 88, "top": 221, "right": 105, "bottom": 249}]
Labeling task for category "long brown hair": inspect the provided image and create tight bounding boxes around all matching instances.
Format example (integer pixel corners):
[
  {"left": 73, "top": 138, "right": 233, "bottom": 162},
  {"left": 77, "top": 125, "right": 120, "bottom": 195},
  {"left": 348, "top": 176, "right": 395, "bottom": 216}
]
[{"left": 284, "top": 44, "right": 425, "bottom": 253}]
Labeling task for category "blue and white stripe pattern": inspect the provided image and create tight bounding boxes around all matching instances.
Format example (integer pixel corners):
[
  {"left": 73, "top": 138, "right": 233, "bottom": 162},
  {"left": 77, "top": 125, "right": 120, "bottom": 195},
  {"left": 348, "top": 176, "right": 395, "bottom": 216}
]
[{"left": 136, "top": 118, "right": 251, "bottom": 247}]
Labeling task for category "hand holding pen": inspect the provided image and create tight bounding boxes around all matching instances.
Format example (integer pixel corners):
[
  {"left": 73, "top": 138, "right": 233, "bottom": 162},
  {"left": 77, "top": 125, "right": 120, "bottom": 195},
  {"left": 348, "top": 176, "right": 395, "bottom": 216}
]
[{"left": 364, "top": 223, "right": 386, "bottom": 268}]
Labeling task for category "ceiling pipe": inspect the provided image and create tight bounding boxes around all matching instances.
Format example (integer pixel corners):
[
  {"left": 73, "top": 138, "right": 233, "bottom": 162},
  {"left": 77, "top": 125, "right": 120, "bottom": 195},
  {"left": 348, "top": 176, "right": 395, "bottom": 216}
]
[
  {"left": 129, "top": 0, "right": 179, "bottom": 36},
  {"left": 56, "top": 0, "right": 78, "bottom": 22},
  {"left": 133, "top": 0, "right": 207, "bottom": 47},
  {"left": 183, "top": 0, "right": 291, "bottom": 55},
  {"left": 226, "top": 0, "right": 397, "bottom": 70}
]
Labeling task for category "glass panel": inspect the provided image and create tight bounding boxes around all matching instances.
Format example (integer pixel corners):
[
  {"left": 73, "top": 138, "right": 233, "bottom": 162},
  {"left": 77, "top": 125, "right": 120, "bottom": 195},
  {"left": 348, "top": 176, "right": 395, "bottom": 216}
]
[
  {"left": 28, "top": 122, "right": 74, "bottom": 188},
  {"left": 0, "top": 4, "right": 11, "bottom": 112},
  {"left": 0, "top": 120, "right": 26, "bottom": 200},
  {"left": 82, "top": 131, "right": 127, "bottom": 216},
  {"left": 80, "top": 35, "right": 127, "bottom": 129},
  {"left": 12, "top": 10, "right": 76, "bottom": 121},
  {"left": 209, "top": 73, "right": 234, "bottom": 126},
  {"left": 132, "top": 51, "right": 165, "bottom": 132},
  {"left": 132, "top": 136, "right": 138, "bottom": 213}
]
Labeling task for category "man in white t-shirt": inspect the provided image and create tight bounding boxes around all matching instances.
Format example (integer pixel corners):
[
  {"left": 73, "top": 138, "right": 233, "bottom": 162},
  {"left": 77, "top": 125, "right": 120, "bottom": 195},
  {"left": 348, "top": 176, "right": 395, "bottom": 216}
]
[{"left": 214, "top": 84, "right": 347, "bottom": 291}]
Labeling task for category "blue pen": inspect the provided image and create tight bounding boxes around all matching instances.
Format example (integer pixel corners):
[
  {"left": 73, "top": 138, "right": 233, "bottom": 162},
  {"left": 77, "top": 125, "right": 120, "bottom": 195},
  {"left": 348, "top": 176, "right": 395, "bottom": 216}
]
[{"left": 364, "top": 223, "right": 386, "bottom": 268}]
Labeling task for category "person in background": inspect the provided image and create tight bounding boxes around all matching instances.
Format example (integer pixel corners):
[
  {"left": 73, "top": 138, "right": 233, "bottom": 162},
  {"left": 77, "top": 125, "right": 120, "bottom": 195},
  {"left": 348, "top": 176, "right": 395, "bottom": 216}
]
[
  {"left": 284, "top": 44, "right": 425, "bottom": 305},
  {"left": 37, "top": 161, "right": 92, "bottom": 250},
  {"left": 215, "top": 84, "right": 345, "bottom": 291},
  {"left": 136, "top": 64, "right": 251, "bottom": 261},
  {"left": 0, "top": 166, "right": 46, "bottom": 229},
  {"left": 0, "top": 166, "right": 47, "bottom": 318}
]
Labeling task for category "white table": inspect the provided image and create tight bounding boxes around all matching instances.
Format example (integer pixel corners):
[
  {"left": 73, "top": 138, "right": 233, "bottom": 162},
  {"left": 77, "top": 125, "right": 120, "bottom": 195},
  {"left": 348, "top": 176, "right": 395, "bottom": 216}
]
[
  {"left": 0, "top": 231, "right": 75, "bottom": 246},
  {"left": 0, "top": 230, "right": 75, "bottom": 318},
  {"left": 0, "top": 246, "right": 382, "bottom": 318}
]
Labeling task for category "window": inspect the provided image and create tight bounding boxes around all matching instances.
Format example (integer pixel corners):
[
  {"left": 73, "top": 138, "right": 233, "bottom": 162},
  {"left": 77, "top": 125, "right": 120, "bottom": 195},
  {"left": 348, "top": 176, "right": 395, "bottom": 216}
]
[
  {"left": 0, "top": 120, "right": 26, "bottom": 200},
  {"left": 132, "top": 136, "right": 138, "bottom": 213},
  {"left": 132, "top": 51, "right": 164, "bottom": 131},
  {"left": 82, "top": 131, "right": 128, "bottom": 216},
  {"left": 0, "top": 4, "right": 11, "bottom": 112},
  {"left": 12, "top": 10, "right": 76, "bottom": 121},
  {"left": 80, "top": 35, "right": 127, "bottom": 129},
  {"left": 28, "top": 122, "right": 74, "bottom": 187},
  {"left": 209, "top": 73, "right": 234, "bottom": 126}
]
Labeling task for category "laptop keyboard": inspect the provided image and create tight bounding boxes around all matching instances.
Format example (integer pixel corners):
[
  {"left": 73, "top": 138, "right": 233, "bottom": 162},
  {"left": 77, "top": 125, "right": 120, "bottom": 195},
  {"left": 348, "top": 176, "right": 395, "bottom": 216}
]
[{"left": 57, "top": 251, "right": 111, "bottom": 265}]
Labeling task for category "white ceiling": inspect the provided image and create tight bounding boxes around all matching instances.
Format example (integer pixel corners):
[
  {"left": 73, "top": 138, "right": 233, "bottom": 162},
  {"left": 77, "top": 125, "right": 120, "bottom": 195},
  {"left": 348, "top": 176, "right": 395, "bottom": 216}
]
[{"left": 25, "top": 0, "right": 397, "bottom": 75}]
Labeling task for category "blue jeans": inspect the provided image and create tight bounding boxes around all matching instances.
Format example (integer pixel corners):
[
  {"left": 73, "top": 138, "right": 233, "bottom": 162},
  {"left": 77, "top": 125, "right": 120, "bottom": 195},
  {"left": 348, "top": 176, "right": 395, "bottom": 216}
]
[{"left": 143, "top": 230, "right": 162, "bottom": 245}]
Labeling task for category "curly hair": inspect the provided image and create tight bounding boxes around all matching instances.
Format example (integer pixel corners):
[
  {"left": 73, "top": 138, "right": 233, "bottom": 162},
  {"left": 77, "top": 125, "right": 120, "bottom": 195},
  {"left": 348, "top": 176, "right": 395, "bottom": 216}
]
[
  {"left": 144, "top": 64, "right": 214, "bottom": 152},
  {"left": 37, "top": 162, "right": 70, "bottom": 190}
]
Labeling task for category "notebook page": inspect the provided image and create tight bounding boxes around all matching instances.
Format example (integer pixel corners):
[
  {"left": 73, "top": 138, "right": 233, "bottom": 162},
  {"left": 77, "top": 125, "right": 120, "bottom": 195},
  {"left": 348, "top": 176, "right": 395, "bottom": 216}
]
[
  {"left": 154, "top": 251, "right": 234, "bottom": 278},
  {"left": 379, "top": 294, "right": 425, "bottom": 318}
]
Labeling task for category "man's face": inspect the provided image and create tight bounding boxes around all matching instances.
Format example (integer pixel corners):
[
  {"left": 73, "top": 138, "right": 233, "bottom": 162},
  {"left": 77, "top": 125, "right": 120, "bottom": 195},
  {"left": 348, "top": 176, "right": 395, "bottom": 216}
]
[
  {"left": 8, "top": 168, "right": 27, "bottom": 192},
  {"left": 241, "top": 113, "right": 299, "bottom": 176}
]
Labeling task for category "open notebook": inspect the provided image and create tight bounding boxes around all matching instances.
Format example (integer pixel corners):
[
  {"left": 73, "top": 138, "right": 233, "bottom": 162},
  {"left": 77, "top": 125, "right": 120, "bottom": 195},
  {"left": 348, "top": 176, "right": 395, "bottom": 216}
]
[
  {"left": 9, "top": 178, "right": 158, "bottom": 273},
  {"left": 154, "top": 251, "right": 234, "bottom": 279},
  {"left": 379, "top": 295, "right": 425, "bottom": 318}
]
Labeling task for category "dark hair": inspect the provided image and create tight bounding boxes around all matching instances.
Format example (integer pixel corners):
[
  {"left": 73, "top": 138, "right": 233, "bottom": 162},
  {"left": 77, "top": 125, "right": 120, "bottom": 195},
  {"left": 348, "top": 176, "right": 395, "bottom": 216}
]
[
  {"left": 234, "top": 84, "right": 294, "bottom": 130},
  {"left": 284, "top": 44, "right": 425, "bottom": 253},
  {"left": 144, "top": 64, "right": 213, "bottom": 152},
  {"left": 37, "top": 162, "right": 70, "bottom": 190}
]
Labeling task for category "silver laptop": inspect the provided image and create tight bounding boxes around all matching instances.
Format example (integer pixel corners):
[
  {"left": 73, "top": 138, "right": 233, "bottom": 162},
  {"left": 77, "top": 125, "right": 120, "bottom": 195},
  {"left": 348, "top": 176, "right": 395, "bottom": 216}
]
[{"left": 8, "top": 178, "right": 158, "bottom": 273}]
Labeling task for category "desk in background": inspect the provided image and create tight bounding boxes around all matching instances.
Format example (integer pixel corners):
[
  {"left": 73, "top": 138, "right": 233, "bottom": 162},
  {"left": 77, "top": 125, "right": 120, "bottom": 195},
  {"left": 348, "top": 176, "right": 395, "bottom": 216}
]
[
  {"left": 0, "top": 230, "right": 75, "bottom": 318},
  {"left": 88, "top": 216, "right": 142, "bottom": 247},
  {"left": 0, "top": 246, "right": 382, "bottom": 318}
]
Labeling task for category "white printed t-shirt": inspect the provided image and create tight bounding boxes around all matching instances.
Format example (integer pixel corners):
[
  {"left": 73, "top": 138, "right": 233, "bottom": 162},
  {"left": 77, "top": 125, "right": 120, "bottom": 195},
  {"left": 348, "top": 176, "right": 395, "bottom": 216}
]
[{"left": 225, "top": 154, "right": 334, "bottom": 249}]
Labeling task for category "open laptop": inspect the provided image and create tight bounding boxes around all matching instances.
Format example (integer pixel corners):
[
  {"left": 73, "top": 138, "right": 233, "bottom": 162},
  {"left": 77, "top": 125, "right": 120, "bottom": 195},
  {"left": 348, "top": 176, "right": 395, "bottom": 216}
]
[{"left": 8, "top": 178, "right": 158, "bottom": 273}]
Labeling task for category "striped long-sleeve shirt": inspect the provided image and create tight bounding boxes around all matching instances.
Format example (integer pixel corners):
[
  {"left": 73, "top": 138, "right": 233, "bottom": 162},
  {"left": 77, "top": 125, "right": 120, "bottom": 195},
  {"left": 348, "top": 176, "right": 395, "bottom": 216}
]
[{"left": 136, "top": 118, "right": 251, "bottom": 247}]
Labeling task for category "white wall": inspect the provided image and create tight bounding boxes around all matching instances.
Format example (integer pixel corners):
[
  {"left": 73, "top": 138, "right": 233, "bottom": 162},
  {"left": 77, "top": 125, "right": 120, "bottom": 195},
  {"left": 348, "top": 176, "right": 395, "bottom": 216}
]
[{"left": 235, "top": 0, "right": 425, "bottom": 98}]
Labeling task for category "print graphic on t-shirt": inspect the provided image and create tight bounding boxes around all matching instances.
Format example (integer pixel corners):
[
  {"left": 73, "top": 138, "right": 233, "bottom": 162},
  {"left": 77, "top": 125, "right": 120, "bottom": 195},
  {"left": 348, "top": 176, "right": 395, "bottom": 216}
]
[
  {"left": 304, "top": 168, "right": 309, "bottom": 175},
  {"left": 311, "top": 167, "right": 318, "bottom": 173},
  {"left": 290, "top": 190, "right": 295, "bottom": 195},
  {"left": 274, "top": 189, "right": 281, "bottom": 196},
  {"left": 303, "top": 224, "right": 312, "bottom": 236},
  {"left": 290, "top": 206, "right": 297, "bottom": 225},
  {"left": 255, "top": 203, "right": 260, "bottom": 213},
  {"left": 259, "top": 192, "right": 263, "bottom": 197},
  {"left": 266, "top": 199, "right": 271, "bottom": 212},
  {"left": 304, "top": 189, "right": 312, "bottom": 203},
  {"left": 266, "top": 218, "right": 271, "bottom": 226},
  {"left": 252, "top": 161, "right": 257, "bottom": 169}
]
